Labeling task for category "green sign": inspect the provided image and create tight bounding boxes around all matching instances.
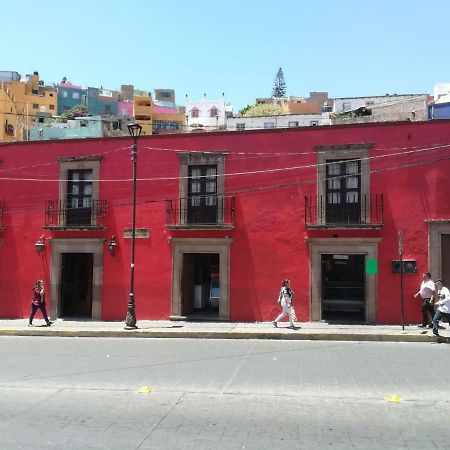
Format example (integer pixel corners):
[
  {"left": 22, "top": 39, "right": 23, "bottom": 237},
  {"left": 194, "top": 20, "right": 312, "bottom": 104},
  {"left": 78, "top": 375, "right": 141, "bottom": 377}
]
[{"left": 366, "top": 258, "right": 378, "bottom": 275}]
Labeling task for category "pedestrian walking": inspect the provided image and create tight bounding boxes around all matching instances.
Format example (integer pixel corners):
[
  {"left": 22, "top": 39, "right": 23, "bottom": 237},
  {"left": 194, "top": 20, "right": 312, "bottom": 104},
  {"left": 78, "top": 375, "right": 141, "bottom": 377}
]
[
  {"left": 272, "top": 278, "right": 296, "bottom": 328},
  {"left": 29, "top": 280, "right": 53, "bottom": 327},
  {"left": 414, "top": 272, "right": 436, "bottom": 328},
  {"left": 431, "top": 279, "right": 450, "bottom": 337}
]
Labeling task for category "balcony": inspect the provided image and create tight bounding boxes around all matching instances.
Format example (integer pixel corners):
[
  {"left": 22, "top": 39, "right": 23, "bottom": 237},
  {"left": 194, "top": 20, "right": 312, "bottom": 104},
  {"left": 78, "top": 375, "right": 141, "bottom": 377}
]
[
  {"left": 44, "top": 200, "right": 106, "bottom": 229},
  {"left": 305, "top": 194, "right": 383, "bottom": 229},
  {"left": 166, "top": 195, "right": 235, "bottom": 229}
]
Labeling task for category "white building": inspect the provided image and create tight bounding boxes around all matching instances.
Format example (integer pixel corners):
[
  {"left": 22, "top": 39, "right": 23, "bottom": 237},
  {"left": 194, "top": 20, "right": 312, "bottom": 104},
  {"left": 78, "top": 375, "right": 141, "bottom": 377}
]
[
  {"left": 226, "top": 113, "right": 331, "bottom": 131},
  {"left": 331, "top": 95, "right": 429, "bottom": 124},
  {"left": 186, "top": 98, "right": 227, "bottom": 132},
  {"left": 433, "top": 83, "right": 450, "bottom": 104},
  {"left": 333, "top": 94, "right": 426, "bottom": 113}
]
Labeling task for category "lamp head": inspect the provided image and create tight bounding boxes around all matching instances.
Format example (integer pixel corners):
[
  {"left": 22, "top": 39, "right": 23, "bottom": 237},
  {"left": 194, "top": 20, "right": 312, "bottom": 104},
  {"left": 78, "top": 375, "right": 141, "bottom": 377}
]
[{"left": 127, "top": 123, "right": 142, "bottom": 137}]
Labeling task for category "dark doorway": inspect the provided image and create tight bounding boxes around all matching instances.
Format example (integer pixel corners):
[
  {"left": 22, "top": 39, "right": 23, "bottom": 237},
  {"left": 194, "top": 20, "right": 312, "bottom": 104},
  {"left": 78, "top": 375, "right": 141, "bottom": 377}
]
[
  {"left": 181, "top": 253, "right": 220, "bottom": 320},
  {"left": 321, "top": 254, "right": 365, "bottom": 322},
  {"left": 60, "top": 253, "right": 93, "bottom": 318},
  {"left": 441, "top": 235, "right": 450, "bottom": 284}
]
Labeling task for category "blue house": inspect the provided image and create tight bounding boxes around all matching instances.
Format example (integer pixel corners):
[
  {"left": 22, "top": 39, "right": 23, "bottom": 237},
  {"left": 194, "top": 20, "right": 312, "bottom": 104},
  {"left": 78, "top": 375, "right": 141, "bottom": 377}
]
[
  {"left": 29, "top": 116, "right": 103, "bottom": 140},
  {"left": 57, "top": 82, "right": 87, "bottom": 115},
  {"left": 86, "top": 87, "right": 119, "bottom": 115},
  {"left": 429, "top": 102, "right": 450, "bottom": 119}
]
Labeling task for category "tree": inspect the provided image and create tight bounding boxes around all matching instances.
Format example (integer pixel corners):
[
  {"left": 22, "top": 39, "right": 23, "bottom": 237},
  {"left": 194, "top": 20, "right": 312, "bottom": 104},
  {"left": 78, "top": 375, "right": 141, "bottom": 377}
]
[
  {"left": 272, "top": 67, "right": 287, "bottom": 98},
  {"left": 240, "top": 103, "right": 283, "bottom": 117},
  {"left": 58, "top": 104, "right": 87, "bottom": 123}
]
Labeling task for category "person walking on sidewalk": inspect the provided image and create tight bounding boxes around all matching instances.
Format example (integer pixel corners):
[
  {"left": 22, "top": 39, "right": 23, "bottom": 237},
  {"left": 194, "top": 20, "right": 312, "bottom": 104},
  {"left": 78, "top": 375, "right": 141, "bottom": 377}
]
[
  {"left": 431, "top": 279, "right": 450, "bottom": 337},
  {"left": 272, "top": 278, "right": 296, "bottom": 328},
  {"left": 414, "top": 272, "right": 436, "bottom": 328},
  {"left": 29, "top": 280, "right": 53, "bottom": 327}
]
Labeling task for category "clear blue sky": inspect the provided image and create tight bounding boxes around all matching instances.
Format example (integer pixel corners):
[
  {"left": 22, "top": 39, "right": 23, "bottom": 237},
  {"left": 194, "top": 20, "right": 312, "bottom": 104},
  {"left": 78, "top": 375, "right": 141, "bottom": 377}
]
[{"left": 2, "top": 0, "right": 449, "bottom": 111}]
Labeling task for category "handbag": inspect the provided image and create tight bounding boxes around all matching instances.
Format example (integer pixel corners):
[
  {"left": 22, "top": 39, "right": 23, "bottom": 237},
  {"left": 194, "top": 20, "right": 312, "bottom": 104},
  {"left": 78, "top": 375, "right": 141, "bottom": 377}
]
[{"left": 289, "top": 306, "right": 297, "bottom": 322}]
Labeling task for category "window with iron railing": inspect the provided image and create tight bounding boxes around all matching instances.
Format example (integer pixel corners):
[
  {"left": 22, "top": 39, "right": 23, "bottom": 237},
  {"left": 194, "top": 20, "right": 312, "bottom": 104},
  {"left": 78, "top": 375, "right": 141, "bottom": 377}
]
[
  {"left": 169, "top": 152, "right": 232, "bottom": 228},
  {"left": 304, "top": 193, "right": 383, "bottom": 227},
  {"left": 48, "top": 156, "right": 104, "bottom": 229},
  {"left": 45, "top": 199, "right": 106, "bottom": 229},
  {"left": 166, "top": 195, "right": 235, "bottom": 227}
]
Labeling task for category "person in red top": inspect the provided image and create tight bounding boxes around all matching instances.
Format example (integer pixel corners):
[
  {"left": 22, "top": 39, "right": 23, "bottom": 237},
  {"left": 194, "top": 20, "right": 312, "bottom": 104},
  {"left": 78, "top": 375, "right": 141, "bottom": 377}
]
[{"left": 29, "top": 279, "right": 53, "bottom": 327}]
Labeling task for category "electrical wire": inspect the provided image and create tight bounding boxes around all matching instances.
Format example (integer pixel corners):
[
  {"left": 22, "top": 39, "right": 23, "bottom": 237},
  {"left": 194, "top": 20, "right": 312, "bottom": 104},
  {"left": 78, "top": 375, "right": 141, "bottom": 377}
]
[
  {"left": 1, "top": 141, "right": 449, "bottom": 182},
  {"left": 2, "top": 152, "right": 450, "bottom": 227}
]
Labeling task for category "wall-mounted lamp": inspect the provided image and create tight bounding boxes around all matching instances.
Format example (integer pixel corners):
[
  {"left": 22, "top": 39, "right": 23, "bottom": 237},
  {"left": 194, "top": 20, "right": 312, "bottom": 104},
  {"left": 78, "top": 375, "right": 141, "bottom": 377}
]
[
  {"left": 108, "top": 235, "right": 117, "bottom": 256},
  {"left": 35, "top": 235, "right": 45, "bottom": 257}
]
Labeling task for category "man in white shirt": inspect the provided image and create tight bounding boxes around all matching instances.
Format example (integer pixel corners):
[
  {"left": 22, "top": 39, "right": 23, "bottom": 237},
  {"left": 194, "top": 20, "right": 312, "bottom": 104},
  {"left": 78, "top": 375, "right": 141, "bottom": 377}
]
[
  {"left": 414, "top": 272, "right": 436, "bottom": 328},
  {"left": 431, "top": 279, "right": 450, "bottom": 337}
]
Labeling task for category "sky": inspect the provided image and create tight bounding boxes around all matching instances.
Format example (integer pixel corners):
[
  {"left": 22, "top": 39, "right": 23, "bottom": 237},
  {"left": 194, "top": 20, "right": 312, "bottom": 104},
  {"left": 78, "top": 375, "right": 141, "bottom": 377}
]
[{"left": 2, "top": 0, "right": 450, "bottom": 112}]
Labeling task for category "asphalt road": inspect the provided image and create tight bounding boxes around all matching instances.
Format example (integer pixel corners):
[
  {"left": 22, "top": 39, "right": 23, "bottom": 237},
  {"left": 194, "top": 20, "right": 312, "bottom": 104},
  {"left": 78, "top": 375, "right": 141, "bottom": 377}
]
[{"left": 0, "top": 337, "right": 449, "bottom": 450}]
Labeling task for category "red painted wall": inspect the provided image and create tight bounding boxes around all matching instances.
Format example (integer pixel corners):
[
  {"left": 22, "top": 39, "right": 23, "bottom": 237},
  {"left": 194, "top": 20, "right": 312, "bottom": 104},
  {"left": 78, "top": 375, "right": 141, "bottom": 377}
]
[{"left": 1, "top": 120, "right": 450, "bottom": 323}]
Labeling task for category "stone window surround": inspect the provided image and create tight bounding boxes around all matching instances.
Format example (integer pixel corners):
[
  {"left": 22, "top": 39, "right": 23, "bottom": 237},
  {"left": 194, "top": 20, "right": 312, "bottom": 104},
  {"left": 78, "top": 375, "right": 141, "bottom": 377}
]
[
  {"left": 306, "top": 237, "right": 381, "bottom": 323},
  {"left": 57, "top": 156, "right": 102, "bottom": 227},
  {"left": 49, "top": 238, "right": 104, "bottom": 320},
  {"left": 427, "top": 220, "right": 450, "bottom": 279},
  {"left": 315, "top": 143, "right": 373, "bottom": 225},
  {"left": 169, "top": 237, "right": 233, "bottom": 321},
  {"left": 177, "top": 151, "right": 228, "bottom": 226}
]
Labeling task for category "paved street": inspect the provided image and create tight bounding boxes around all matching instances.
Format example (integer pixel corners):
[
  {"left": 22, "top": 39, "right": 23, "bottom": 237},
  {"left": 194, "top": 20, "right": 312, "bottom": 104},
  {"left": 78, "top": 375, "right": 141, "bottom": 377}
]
[{"left": 1, "top": 336, "right": 449, "bottom": 449}]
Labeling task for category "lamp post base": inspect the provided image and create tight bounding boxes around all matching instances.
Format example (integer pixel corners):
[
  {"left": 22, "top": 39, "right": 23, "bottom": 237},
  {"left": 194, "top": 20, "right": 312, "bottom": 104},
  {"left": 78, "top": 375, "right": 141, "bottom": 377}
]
[{"left": 124, "top": 293, "right": 137, "bottom": 329}]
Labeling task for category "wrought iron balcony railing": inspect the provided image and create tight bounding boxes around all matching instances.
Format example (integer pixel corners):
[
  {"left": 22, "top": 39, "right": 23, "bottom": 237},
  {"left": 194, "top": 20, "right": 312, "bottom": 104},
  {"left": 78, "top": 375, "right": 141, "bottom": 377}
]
[
  {"left": 45, "top": 199, "right": 107, "bottom": 229},
  {"left": 166, "top": 195, "right": 235, "bottom": 227},
  {"left": 304, "top": 194, "right": 383, "bottom": 227}
]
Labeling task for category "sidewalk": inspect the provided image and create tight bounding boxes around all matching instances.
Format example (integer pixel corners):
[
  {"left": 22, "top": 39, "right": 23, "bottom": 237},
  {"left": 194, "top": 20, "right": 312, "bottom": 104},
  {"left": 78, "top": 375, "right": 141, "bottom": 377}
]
[{"left": 0, "top": 319, "right": 448, "bottom": 343}]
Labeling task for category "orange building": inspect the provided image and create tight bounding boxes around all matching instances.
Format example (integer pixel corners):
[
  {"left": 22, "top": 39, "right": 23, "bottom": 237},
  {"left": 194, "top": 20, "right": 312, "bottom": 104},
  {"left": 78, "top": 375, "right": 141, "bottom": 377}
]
[{"left": 0, "top": 71, "right": 57, "bottom": 141}]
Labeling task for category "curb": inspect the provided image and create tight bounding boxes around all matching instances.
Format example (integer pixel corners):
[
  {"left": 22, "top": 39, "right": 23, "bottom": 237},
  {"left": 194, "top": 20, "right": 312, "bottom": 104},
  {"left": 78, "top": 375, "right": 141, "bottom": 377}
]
[{"left": 0, "top": 329, "right": 448, "bottom": 343}]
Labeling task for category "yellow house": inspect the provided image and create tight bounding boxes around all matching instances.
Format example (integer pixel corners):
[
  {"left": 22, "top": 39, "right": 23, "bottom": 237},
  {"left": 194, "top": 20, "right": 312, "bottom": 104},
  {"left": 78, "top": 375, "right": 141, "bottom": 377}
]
[
  {"left": 0, "top": 87, "right": 18, "bottom": 142},
  {"left": 152, "top": 112, "right": 185, "bottom": 134},
  {"left": 133, "top": 95, "right": 153, "bottom": 135},
  {"left": 133, "top": 93, "right": 186, "bottom": 135},
  {"left": 0, "top": 71, "right": 57, "bottom": 141}
]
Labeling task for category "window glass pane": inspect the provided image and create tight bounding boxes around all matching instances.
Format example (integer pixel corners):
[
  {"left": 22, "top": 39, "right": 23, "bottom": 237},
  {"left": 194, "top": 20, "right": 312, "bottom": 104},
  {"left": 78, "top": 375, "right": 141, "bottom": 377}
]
[
  {"left": 191, "top": 168, "right": 201, "bottom": 179},
  {"left": 328, "top": 193, "right": 340, "bottom": 204},
  {"left": 346, "top": 192, "right": 359, "bottom": 203},
  {"left": 84, "top": 171, "right": 92, "bottom": 181},
  {"left": 191, "top": 196, "right": 200, "bottom": 206},
  {"left": 191, "top": 181, "right": 200, "bottom": 193},
  {"left": 71, "top": 198, "right": 78, "bottom": 208},
  {"left": 346, "top": 176, "right": 358, "bottom": 189},
  {"left": 346, "top": 162, "right": 359, "bottom": 174},
  {"left": 83, "top": 198, "right": 91, "bottom": 208},
  {"left": 71, "top": 172, "right": 80, "bottom": 181},
  {"left": 328, "top": 178, "right": 340, "bottom": 189},
  {"left": 206, "top": 181, "right": 216, "bottom": 193},
  {"left": 206, "top": 167, "right": 216, "bottom": 178},
  {"left": 72, "top": 185, "right": 79, "bottom": 195},
  {"left": 205, "top": 196, "right": 217, "bottom": 206},
  {"left": 84, "top": 184, "right": 92, "bottom": 195},
  {"left": 328, "top": 163, "right": 340, "bottom": 175}
]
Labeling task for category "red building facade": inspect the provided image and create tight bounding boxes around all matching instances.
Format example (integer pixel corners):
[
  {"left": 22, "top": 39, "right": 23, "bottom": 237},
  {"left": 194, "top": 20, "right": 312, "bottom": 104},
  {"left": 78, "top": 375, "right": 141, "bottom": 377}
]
[{"left": 1, "top": 120, "right": 450, "bottom": 324}]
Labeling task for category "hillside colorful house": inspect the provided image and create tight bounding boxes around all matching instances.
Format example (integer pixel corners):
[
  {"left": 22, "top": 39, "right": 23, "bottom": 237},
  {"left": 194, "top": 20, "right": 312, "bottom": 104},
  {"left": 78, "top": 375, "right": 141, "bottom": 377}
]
[{"left": 1, "top": 120, "right": 449, "bottom": 324}]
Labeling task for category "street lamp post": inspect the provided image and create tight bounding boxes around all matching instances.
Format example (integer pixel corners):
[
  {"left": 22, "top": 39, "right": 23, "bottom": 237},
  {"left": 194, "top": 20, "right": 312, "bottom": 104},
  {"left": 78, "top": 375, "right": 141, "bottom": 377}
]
[{"left": 125, "top": 122, "right": 142, "bottom": 329}]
